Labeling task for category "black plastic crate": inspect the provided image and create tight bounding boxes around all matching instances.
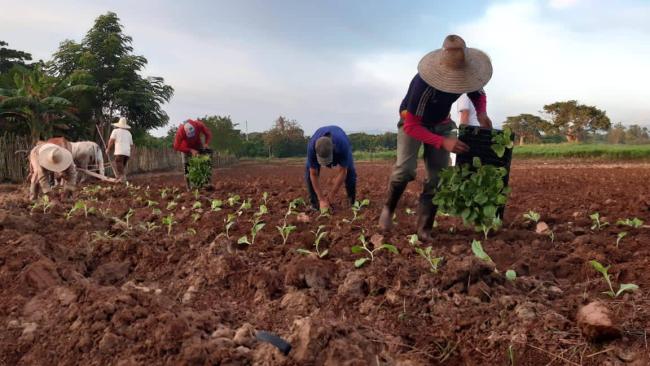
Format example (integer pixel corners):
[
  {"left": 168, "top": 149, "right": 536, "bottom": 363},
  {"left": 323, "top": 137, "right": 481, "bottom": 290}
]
[{"left": 455, "top": 126, "right": 515, "bottom": 217}]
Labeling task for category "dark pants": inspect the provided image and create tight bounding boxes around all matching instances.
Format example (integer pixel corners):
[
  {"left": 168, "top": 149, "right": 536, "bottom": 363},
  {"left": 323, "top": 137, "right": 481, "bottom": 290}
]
[
  {"left": 114, "top": 155, "right": 130, "bottom": 182},
  {"left": 305, "top": 164, "right": 357, "bottom": 209}
]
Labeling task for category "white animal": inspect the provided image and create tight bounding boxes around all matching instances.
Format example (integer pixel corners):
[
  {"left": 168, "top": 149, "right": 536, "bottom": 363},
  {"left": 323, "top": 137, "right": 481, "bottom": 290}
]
[{"left": 71, "top": 141, "right": 105, "bottom": 182}]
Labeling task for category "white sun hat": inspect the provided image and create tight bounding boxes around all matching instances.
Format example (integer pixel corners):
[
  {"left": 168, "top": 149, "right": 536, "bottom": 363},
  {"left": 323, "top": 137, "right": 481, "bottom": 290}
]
[
  {"left": 112, "top": 117, "right": 131, "bottom": 129},
  {"left": 37, "top": 143, "right": 73, "bottom": 173},
  {"left": 418, "top": 35, "right": 493, "bottom": 94}
]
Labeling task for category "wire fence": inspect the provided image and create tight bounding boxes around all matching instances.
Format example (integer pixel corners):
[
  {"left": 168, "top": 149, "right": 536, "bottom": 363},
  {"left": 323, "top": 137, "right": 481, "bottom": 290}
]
[{"left": 0, "top": 133, "right": 237, "bottom": 183}]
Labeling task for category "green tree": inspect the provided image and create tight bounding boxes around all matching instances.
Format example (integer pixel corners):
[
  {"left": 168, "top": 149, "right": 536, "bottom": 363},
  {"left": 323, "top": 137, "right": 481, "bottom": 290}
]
[
  {"left": 606, "top": 122, "right": 626, "bottom": 144},
  {"left": 625, "top": 124, "right": 649, "bottom": 144},
  {"left": 49, "top": 12, "right": 173, "bottom": 138},
  {"left": 543, "top": 100, "right": 611, "bottom": 142},
  {"left": 241, "top": 132, "right": 268, "bottom": 157},
  {"left": 0, "top": 41, "right": 33, "bottom": 74},
  {"left": 502, "top": 114, "right": 550, "bottom": 145},
  {"left": 200, "top": 115, "right": 244, "bottom": 155},
  {"left": 0, "top": 66, "right": 95, "bottom": 142},
  {"left": 264, "top": 116, "right": 307, "bottom": 157}
]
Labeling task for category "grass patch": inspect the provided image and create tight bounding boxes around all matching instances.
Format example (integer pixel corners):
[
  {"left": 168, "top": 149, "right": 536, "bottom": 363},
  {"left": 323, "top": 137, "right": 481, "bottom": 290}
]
[{"left": 514, "top": 144, "right": 650, "bottom": 159}]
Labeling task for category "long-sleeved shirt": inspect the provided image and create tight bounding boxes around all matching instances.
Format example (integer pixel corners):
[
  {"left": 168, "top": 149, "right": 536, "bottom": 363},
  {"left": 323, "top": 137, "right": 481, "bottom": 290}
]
[
  {"left": 173, "top": 120, "right": 212, "bottom": 154},
  {"left": 306, "top": 125, "right": 353, "bottom": 169},
  {"left": 29, "top": 142, "right": 77, "bottom": 200},
  {"left": 399, "top": 74, "right": 487, "bottom": 148}
]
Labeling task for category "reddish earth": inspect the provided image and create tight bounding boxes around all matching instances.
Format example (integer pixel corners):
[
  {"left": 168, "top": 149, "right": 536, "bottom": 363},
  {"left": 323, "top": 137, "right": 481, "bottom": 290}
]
[{"left": 0, "top": 159, "right": 649, "bottom": 365}]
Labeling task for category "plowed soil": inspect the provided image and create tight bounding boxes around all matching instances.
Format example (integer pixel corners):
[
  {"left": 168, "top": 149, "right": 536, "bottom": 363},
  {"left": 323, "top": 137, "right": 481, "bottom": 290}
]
[{"left": 1, "top": 160, "right": 649, "bottom": 365}]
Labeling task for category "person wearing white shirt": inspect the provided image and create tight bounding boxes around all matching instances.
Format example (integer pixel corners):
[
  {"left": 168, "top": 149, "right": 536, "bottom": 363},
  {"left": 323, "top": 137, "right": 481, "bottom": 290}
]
[
  {"left": 106, "top": 117, "right": 134, "bottom": 182},
  {"left": 450, "top": 94, "right": 484, "bottom": 165}
]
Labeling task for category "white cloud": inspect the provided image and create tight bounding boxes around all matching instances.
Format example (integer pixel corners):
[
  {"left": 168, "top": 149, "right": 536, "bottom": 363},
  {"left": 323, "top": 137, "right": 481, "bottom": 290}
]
[{"left": 548, "top": 0, "right": 581, "bottom": 9}]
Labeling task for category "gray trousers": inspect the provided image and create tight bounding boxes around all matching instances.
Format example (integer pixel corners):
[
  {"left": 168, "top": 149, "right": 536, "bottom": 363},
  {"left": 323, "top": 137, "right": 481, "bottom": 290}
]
[{"left": 388, "top": 120, "right": 456, "bottom": 198}]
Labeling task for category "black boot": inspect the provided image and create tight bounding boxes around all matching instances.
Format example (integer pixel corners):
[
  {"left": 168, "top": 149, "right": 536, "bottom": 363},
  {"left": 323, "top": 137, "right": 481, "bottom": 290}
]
[
  {"left": 378, "top": 181, "right": 408, "bottom": 231},
  {"left": 416, "top": 195, "right": 437, "bottom": 242}
]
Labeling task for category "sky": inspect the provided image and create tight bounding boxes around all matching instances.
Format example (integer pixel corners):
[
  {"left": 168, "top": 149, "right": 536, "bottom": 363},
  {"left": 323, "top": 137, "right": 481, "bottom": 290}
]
[{"left": 1, "top": 0, "right": 649, "bottom": 135}]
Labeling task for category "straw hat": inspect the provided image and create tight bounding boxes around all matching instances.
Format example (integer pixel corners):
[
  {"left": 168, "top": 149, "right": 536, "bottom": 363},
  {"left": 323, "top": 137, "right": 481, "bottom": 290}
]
[
  {"left": 112, "top": 117, "right": 131, "bottom": 129},
  {"left": 417, "top": 35, "right": 492, "bottom": 94},
  {"left": 37, "top": 143, "right": 73, "bottom": 173}
]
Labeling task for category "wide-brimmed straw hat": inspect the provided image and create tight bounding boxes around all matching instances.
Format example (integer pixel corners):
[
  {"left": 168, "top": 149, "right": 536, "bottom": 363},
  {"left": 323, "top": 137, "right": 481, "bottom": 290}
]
[
  {"left": 417, "top": 35, "right": 492, "bottom": 94},
  {"left": 37, "top": 143, "right": 73, "bottom": 173},
  {"left": 112, "top": 117, "right": 131, "bottom": 129}
]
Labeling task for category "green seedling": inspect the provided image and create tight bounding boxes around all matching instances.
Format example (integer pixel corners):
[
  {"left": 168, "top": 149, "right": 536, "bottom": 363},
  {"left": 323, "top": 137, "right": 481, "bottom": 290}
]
[
  {"left": 590, "top": 212, "right": 609, "bottom": 230},
  {"left": 91, "top": 230, "right": 123, "bottom": 243},
  {"left": 227, "top": 194, "right": 241, "bottom": 207},
  {"left": 237, "top": 217, "right": 265, "bottom": 245},
  {"left": 392, "top": 213, "right": 397, "bottom": 225},
  {"left": 262, "top": 191, "right": 269, "bottom": 205},
  {"left": 616, "top": 217, "right": 644, "bottom": 228},
  {"left": 505, "top": 269, "right": 517, "bottom": 281},
  {"left": 187, "top": 228, "right": 197, "bottom": 236},
  {"left": 162, "top": 214, "right": 175, "bottom": 236},
  {"left": 166, "top": 201, "right": 178, "bottom": 210},
  {"left": 276, "top": 223, "right": 297, "bottom": 245},
  {"left": 124, "top": 208, "right": 135, "bottom": 228},
  {"left": 285, "top": 197, "right": 305, "bottom": 218},
  {"left": 343, "top": 199, "right": 370, "bottom": 223},
  {"left": 254, "top": 204, "right": 268, "bottom": 218},
  {"left": 224, "top": 213, "right": 237, "bottom": 239},
  {"left": 98, "top": 207, "right": 112, "bottom": 218},
  {"left": 238, "top": 198, "right": 252, "bottom": 215},
  {"left": 31, "top": 195, "right": 53, "bottom": 214},
  {"left": 616, "top": 231, "right": 627, "bottom": 248},
  {"left": 589, "top": 260, "right": 639, "bottom": 298},
  {"left": 146, "top": 200, "right": 159, "bottom": 208},
  {"left": 65, "top": 201, "right": 84, "bottom": 220},
  {"left": 407, "top": 234, "right": 419, "bottom": 246},
  {"left": 152, "top": 208, "right": 162, "bottom": 216},
  {"left": 491, "top": 127, "right": 514, "bottom": 158},
  {"left": 471, "top": 240, "right": 494, "bottom": 265},
  {"left": 507, "top": 345, "right": 515, "bottom": 366},
  {"left": 548, "top": 230, "right": 555, "bottom": 243},
  {"left": 405, "top": 208, "right": 415, "bottom": 216},
  {"left": 160, "top": 188, "right": 169, "bottom": 199},
  {"left": 297, "top": 225, "right": 329, "bottom": 258},
  {"left": 210, "top": 199, "right": 223, "bottom": 212},
  {"left": 193, "top": 189, "right": 200, "bottom": 200},
  {"left": 192, "top": 213, "right": 201, "bottom": 223},
  {"left": 138, "top": 222, "right": 159, "bottom": 232},
  {"left": 318, "top": 207, "right": 331, "bottom": 219},
  {"left": 351, "top": 233, "right": 398, "bottom": 268},
  {"left": 192, "top": 201, "right": 202, "bottom": 210},
  {"left": 523, "top": 210, "right": 540, "bottom": 223},
  {"left": 479, "top": 216, "right": 502, "bottom": 240},
  {"left": 414, "top": 246, "right": 443, "bottom": 273}
]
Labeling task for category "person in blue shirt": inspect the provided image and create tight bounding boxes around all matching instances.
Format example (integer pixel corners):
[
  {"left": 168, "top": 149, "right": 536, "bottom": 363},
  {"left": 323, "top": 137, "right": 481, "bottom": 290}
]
[{"left": 305, "top": 125, "right": 356, "bottom": 211}]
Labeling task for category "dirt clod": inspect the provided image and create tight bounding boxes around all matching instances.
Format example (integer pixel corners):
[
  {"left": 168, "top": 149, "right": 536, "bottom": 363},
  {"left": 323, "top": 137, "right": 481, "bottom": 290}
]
[{"left": 577, "top": 301, "right": 621, "bottom": 342}]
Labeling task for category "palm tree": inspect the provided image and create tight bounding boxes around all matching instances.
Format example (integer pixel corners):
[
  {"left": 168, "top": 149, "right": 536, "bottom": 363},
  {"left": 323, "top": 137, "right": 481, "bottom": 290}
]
[{"left": 0, "top": 66, "right": 95, "bottom": 142}]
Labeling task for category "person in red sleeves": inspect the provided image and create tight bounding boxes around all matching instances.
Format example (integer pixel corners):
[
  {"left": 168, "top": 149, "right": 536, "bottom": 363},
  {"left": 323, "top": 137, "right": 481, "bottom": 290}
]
[{"left": 173, "top": 119, "right": 213, "bottom": 187}]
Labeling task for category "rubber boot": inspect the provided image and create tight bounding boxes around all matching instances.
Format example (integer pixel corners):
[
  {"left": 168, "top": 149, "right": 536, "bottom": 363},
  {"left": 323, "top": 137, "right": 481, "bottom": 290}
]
[
  {"left": 416, "top": 196, "right": 437, "bottom": 242},
  {"left": 378, "top": 181, "right": 408, "bottom": 231}
]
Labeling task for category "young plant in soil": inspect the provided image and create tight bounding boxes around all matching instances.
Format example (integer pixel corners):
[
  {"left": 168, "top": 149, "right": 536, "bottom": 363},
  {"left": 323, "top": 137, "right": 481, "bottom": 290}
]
[
  {"left": 152, "top": 208, "right": 162, "bottom": 216},
  {"left": 285, "top": 197, "right": 305, "bottom": 218},
  {"left": 276, "top": 222, "right": 297, "bottom": 245},
  {"left": 318, "top": 207, "right": 331, "bottom": 219},
  {"left": 192, "top": 213, "right": 201, "bottom": 223},
  {"left": 262, "top": 191, "right": 269, "bottom": 205},
  {"left": 407, "top": 234, "right": 419, "bottom": 246},
  {"left": 237, "top": 217, "right": 265, "bottom": 245},
  {"left": 589, "top": 260, "right": 639, "bottom": 298},
  {"left": 297, "top": 225, "right": 329, "bottom": 258},
  {"left": 166, "top": 201, "right": 178, "bottom": 211},
  {"left": 160, "top": 188, "right": 169, "bottom": 199},
  {"left": 434, "top": 157, "right": 509, "bottom": 238},
  {"left": 254, "top": 204, "right": 268, "bottom": 218},
  {"left": 471, "top": 240, "right": 495, "bottom": 266},
  {"left": 192, "top": 201, "right": 202, "bottom": 210},
  {"left": 343, "top": 199, "right": 370, "bottom": 223},
  {"left": 616, "top": 232, "right": 627, "bottom": 248},
  {"left": 162, "top": 214, "right": 175, "bottom": 236},
  {"left": 616, "top": 217, "right": 644, "bottom": 228},
  {"left": 238, "top": 198, "right": 252, "bottom": 215},
  {"left": 146, "top": 200, "right": 159, "bottom": 208},
  {"left": 224, "top": 213, "right": 237, "bottom": 239},
  {"left": 187, "top": 155, "right": 212, "bottom": 189},
  {"left": 211, "top": 199, "right": 223, "bottom": 212},
  {"left": 405, "top": 207, "right": 415, "bottom": 216},
  {"left": 227, "top": 194, "right": 241, "bottom": 207},
  {"left": 138, "top": 222, "right": 159, "bottom": 232},
  {"left": 66, "top": 200, "right": 95, "bottom": 220},
  {"left": 31, "top": 195, "right": 53, "bottom": 214},
  {"left": 414, "top": 246, "right": 443, "bottom": 273},
  {"left": 124, "top": 208, "right": 135, "bottom": 229},
  {"left": 491, "top": 127, "right": 514, "bottom": 158},
  {"left": 351, "top": 233, "right": 398, "bottom": 268},
  {"left": 523, "top": 210, "right": 540, "bottom": 223},
  {"left": 590, "top": 212, "right": 609, "bottom": 230}
]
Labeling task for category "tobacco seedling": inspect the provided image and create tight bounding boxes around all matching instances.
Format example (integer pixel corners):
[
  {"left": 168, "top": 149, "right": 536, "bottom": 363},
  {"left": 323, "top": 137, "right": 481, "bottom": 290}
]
[
  {"left": 146, "top": 200, "right": 159, "bottom": 208},
  {"left": 162, "top": 214, "right": 175, "bottom": 236},
  {"left": 262, "top": 191, "right": 269, "bottom": 205},
  {"left": 237, "top": 217, "right": 265, "bottom": 245},
  {"left": 505, "top": 269, "right": 517, "bottom": 281},
  {"left": 285, "top": 197, "right": 305, "bottom": 218},
  {"left": 414, "top": 246, "right": 443, "bottom": 273},
  {"left": 152, "top": 208, "right": 162, "bottom": 216},
  {"left": 523, "top": 210, "right": 540, "bottom": 223},
  {"left": 211, "top": 199, "right": 223, "bottom": 212},
  {"left": 590, "top": 212, "right": 609, "bottom": 230},
  {"left": 343, "top": 199, "right": 370, "bottom": 223},
  {"left": 254, "top": 204, "right": 268, "bottom": 218},
  {"left": 166, "top": 201, "right": 178, "bottom": 211},
  {"left": 318, "top": 207, "right": 331, "bottom": 219},
  {"left": 124, "top": 208, "right": 135, "bottom": 229},
  {"left": 138, "top": 222, "right": 159, "bottom": 232},
  {"left": 351, "top": 233, "right": 398, "bottom": 268},
  {"left": 491, "top": 127, "right": 514, "bottom": 158},
  {"left": 65, "top": 201, "right": 85, "bottom": 220},
  {"left": 276, "top": 223, "right": 297, "bottom": 245},
  {"left": 192, "top": 213, "right": 201, "bottom": 223},
  {"left": 479, "top": 216, "right": 502, "bottom": 240},
  {"left": 227, "top": 194, "right": 241, "bottom": 207},
  {"left": 193, "top": 189, "right": 200, "bottom": 200},
  {"left": 31, "top": 195, "right": 53, "bottom": 214},
  {"left": 408, "top": 234, "right": 419, "bottom": 246},
  {"left": 160, "top": 188, "right": 169, "bottom": 199},
  {"left": 548, "top": 230, "right": 555, "bottom": 243},
  {"left": 297, "top": 225, "right": 329, "bottom": 258},
  {"left": 187, "top": 155, "right": 212, "bottom": 189},
  {"left": 192, "top": 201, "right": 202, "bottom": 210},
  {"left": 238, "top": 198, "right": 252, "bottom": 214},
  {"left": 616, "top": 232, "right": 627, "bottom": 248},
  {"left": 616, "top": 217, "right": 644, "bottom": 229},
  {"left": 471, "top": 240, "right": 494, "bottom": 265},
  {"left": 405, "top": 208, "right": 415, "bottom": 216},
  {"left": 224, "top": 213, "right": 237, "bottom": 239},
  {"left": 589, "top": 260, "right": 639, "bottom": 298},
  {"left": 186, "top": 228, "right": 197, "bottom": 236}
]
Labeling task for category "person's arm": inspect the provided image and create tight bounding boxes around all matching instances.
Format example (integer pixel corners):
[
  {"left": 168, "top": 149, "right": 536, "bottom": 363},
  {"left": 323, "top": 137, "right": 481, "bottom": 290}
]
[
  {"left": 309, "top": 167, "right": 329, "bottom": 209},
  {"left": 106, "top": 138, "right": 115, "bottom": 154},
  {"left": 327, "top": 166, "right": 347, "bottom": 202},
  {"left": 467, "top": 90, "right": 492, "bottom": 129},
  {"left": 61, "top": 164, "right": 77, "bottom": 200}
]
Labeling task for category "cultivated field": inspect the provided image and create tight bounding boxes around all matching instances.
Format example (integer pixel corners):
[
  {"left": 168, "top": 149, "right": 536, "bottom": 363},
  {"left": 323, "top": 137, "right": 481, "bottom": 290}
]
[{"left": 0, "top": 160, "right": 649, "bottom": 365}]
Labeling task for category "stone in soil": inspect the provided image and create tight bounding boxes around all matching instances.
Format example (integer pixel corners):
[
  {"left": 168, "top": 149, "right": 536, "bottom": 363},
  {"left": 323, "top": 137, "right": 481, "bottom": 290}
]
[{"left": 576, "top": 301, "right": 621, "bottom": 342}]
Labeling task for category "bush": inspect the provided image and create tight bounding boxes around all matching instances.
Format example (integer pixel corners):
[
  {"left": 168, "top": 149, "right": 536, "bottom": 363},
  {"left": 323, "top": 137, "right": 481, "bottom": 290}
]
[{"left": 187, "top": 155, "right": 212, "bottom": 189}]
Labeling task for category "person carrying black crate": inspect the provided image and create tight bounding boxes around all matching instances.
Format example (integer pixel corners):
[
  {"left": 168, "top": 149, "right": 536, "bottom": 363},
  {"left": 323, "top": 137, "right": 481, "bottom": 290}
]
[
  {"left": 378, "top": 35, "right": 494, "bottom": 242},
  {"left": 173, "top": 119, "right": 213, "bottom": 187}
]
